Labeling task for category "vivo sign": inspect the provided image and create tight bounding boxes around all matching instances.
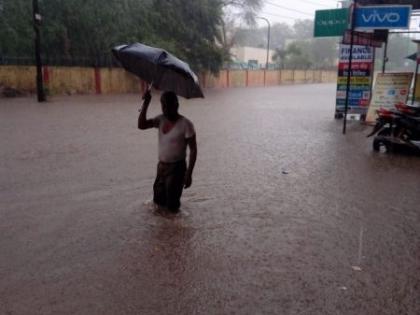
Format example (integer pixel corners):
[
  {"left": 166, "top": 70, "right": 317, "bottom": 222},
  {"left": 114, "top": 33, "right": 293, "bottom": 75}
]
[{"left": 355, "top": 5, "right": 412, "bottom": 29}]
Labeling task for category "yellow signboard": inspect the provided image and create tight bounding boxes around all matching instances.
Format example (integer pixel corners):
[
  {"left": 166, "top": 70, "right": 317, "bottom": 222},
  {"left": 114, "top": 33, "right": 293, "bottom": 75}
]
[
  {"left": 337, "top": 77, "right": 371, "bottom": 85},
  {"left": 366, "top": 72, "right": 413, "bottom": 123}
]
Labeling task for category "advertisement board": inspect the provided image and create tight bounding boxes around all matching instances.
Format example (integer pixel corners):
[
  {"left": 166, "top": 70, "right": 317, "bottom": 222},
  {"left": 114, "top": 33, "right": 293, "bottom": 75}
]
[
  {"left": 366, "top": 72, "right": 413, "bottom": 123},
  {"left": 342, "top": 30, "right": 383, "bottom": 48},
  {"left": 314, "top": 8, "right": 349, "bottom": 37},
  {"left": 336, "top": 44, "right": 374, "bottom": 115},
  {"left": 354, "top": 5, "right": 412, "bottom": 29}
]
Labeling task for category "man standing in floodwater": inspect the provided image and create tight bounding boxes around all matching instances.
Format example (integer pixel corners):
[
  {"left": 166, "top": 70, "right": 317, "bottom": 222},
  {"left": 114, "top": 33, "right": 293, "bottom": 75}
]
[{"left": 138, "top": 89, "right": 197, "bottom": 213}]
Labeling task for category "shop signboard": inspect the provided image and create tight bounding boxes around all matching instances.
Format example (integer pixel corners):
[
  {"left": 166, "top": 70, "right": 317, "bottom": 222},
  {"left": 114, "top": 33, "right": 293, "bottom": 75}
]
[
  {"left": 342, "top": 30, "right": 383, "bottom": 48},
  {"left": 314, "top": 8, "right": 349, "bottom": 37},
  {"left": 366, "top": 72, "right": 413, "bottom": 123},
  {"left": 336, "top": 44, "right": 374, "bottom": 115},
  {"left": 354, "top": 5, "right": 412, "bottom": 29}
]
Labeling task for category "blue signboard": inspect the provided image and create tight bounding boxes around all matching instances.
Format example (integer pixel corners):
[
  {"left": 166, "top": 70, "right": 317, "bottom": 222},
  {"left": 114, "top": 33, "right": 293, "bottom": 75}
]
[{"left": 355, "top": 5, "right": 412, "bottom": 29}]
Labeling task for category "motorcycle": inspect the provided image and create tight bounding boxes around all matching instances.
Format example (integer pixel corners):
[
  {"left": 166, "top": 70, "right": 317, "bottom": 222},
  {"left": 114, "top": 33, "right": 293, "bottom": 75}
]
[{"left": 367, "top": 103, "right": 420, "bottom": 154}]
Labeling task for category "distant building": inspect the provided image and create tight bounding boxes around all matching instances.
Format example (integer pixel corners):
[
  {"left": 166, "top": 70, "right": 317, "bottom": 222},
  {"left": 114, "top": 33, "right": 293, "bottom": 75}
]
[{"left": 230, "top": 46, "right": 275, "bottom": 68}]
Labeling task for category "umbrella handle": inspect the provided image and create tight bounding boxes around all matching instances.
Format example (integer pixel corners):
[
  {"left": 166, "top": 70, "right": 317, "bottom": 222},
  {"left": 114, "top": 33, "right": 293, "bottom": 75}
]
[{"left": 142, "top": 82, "right": 153, "bottom": 100}]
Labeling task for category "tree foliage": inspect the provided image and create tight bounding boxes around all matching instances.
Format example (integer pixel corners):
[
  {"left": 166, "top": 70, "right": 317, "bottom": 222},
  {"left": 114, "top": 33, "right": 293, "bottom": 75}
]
[
  {"left": 0, "top": 1, "right": 33, "bottom": 56},
  {"left": 0, "top": 0, "right": 262, "bottom": 73},
  {"left": 234, "top": 18, "right": 419, "bottom": 71},
  {"left": 235, "top": 19, "right": 338, "bottom": 69}
]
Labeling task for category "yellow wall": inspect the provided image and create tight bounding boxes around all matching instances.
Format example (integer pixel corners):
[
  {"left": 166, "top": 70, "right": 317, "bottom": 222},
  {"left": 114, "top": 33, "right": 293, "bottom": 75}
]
[
  {"left": 47, "top": 67, "right": 96, "bottom": 95},
  {"left": 321, "top": 70, "right": 336, "bottom": 83},
  {"left": 203, "top": 71, "right": 228, "bottom": 88},
  {"left": 0, "top": 66, "right": 337, "bottom": 96},
  {"left": 265, "top": 71, "right": 281, "bottom": 86},
  {"left": 293, "top": 70, "right": 306, "bottom": 84},
  {"left": 229, "top": 70, "right": 246, "bottom": 88},
  {"left": 100, "top": 68, "right": 139, "bottom": 94},
  {"left": 0, "top": 66, "right": 37, "bottom": 92},
  {"left": 248, "top": 70, "right": 265, "bottom": 86},
  {"left": 280, "top": 70, "right": 294, "bottom": 83}
]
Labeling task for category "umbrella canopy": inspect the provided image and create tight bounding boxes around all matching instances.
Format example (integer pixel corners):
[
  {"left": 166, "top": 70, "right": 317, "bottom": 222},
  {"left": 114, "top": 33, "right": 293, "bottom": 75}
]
[{"left": 112, "top": 43, "right": 204, "bottom": 99}]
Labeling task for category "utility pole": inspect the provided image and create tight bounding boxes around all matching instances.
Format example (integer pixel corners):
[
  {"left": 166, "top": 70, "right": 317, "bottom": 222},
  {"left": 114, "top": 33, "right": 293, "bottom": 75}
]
[
  {"left": 257, "top": 16, "right": 271, "bottom": 70},
  {"left": 33, "top": 0, "right": 46, "bottom": 102},
  {"left": 382, "top": 38, "right": 388, "bottom": 73},
  {"left": 343, "top": 0, "right": 357, "bottom": 134}
]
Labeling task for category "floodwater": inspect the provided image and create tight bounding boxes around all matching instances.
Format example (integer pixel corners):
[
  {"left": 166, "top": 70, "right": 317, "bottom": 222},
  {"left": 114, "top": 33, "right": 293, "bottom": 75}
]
[{"left": 1, "top": 84, "right": 420, "bottom": 315}]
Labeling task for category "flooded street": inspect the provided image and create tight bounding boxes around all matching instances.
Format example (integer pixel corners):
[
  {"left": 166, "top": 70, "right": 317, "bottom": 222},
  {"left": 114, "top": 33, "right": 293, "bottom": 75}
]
[{"left": 1, "top": 84, "right": 420, "bottom": 314}]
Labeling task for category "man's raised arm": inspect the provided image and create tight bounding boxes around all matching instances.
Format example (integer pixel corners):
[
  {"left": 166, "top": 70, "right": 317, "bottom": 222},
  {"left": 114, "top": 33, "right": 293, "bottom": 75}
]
[{"left": 138, "top": 90, "right": 155, "bottom": 130}]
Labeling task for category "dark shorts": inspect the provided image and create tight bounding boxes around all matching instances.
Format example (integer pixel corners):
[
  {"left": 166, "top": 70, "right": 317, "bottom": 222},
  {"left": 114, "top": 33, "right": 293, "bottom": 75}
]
[{"left": 153, "top": 160, "right": 186, "bottom": 211}]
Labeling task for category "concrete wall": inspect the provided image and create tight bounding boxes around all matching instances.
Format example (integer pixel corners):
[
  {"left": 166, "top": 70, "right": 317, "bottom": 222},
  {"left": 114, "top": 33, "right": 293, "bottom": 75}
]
[
  {"left": 230, "top": 46, "right": 275, "bottom": 66},
  {"left": 47, "top": 67, "right": 96, "bottom": 95},
  {"left": 281, "top": 70, "right": 294, "bottom": 84},
  {"left": 99, "top": 68, "right": 139, "bottom": 94},
  {"left": 0, "top": 66, "right": 37, "bottom": 93},
  {"left": 0, "top": 65, "right": 337, "bottom": 96},
  {"left": 229, "top": 70, "right": 246, "bottom": 88}
]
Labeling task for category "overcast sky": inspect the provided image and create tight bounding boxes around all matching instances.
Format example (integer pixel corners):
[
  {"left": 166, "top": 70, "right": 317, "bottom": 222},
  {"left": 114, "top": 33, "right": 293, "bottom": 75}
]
[
  {"left": 257, "top": 0, "right": 341, "bottom": 25},
  {"left": 257, "top": 0, "right": 420, "bottom": 32}
]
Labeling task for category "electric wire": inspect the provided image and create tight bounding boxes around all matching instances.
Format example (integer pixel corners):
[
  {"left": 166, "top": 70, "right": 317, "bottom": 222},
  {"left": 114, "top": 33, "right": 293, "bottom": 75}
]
[
  {"left": 261, "top": 11, "right": 313, "bottom": 21},
  {"left": 294, "top": 0, "right": 331, "bottom": 8},
  {"left": 264, "top": 0, "right": 314, "bottom": 16}
]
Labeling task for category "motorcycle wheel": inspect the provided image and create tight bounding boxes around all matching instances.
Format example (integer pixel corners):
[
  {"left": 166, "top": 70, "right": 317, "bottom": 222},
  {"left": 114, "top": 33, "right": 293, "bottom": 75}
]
[{"left": 373, "top": 138, "right": 388, "bottom": 152}]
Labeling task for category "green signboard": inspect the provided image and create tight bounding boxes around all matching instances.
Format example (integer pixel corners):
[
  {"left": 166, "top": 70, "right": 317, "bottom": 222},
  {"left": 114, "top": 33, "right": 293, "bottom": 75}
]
[{"left": 314, "top": 8, "right": 349, "bottom": 37}]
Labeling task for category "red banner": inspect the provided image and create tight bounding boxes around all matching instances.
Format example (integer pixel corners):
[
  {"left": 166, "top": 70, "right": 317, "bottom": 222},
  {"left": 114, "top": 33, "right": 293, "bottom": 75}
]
[{"left": 342, "top": 30, "right": 383, "bottom": 48}]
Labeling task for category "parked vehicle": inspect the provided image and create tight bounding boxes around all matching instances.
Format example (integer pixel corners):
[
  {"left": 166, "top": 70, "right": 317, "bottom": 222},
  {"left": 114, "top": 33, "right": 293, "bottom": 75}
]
[{"left": 367, "top": 103, "right": 420, "bottom": 154}]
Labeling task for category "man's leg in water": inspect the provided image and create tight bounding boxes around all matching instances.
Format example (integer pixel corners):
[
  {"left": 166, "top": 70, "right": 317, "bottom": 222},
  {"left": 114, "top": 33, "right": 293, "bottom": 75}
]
[
  {"left": 165, "top": 161, "right": 186, "bottom": 213},
  {"left": 153, "top": 163, "right": 167, "bottom": 208}
]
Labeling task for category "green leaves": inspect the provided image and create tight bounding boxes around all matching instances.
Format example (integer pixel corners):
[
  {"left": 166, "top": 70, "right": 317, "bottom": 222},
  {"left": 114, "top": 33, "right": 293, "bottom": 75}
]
[
  {"left": 0, "top": 1, "right": 33, "bottom": 55},
  {"left": 0, "top": 0, "right": 237, "bottom": 72}
]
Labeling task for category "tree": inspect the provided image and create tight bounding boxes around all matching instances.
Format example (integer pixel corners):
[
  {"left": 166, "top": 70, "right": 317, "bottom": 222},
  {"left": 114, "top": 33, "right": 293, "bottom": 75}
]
[
  {"left": 272, "top": 48, "right": 287, "bottom": 69},
  {"left": 218, "top": 0, "right": 263, "bottom": 63},
  {"left": 221, "top": 0, "right": 262, "bottom": 24},
  {"left": 0, "top": 0, "right": 261, "bottom": 73},
  {"left": 292, "top": 19, "right": 313, "bottom": 40},
  {"left": 228, "top": 18, "right": 339, "bottom": 69},
  {"left": 146, "top": 0, "right": 225, "bottom": 73},
  {"left": 270, "top": 23, "right": 294, "bottom": 50},
  {"left": 39, "top": 0, "right": 153, "bottom": 63},
  {"left": 310, "top": 38, "right": 337, "bottom": 69},
  {"left": 282, "top": 41, "right": 312, "bottom": 69},
  {"left": 0, "top": 1, "right": 33, "bottom": 57}
]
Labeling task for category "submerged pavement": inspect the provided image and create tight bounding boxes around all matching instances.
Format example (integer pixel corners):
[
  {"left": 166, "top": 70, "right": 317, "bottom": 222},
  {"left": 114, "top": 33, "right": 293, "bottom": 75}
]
[{"left": 1, "top": 84, "right": 420, "bottom": 315}]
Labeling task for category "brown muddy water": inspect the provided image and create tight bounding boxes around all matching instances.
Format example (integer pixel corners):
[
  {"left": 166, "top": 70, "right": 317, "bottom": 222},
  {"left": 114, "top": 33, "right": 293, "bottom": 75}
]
[{"left": 1, "top": 84, "right": 420, "bottom": 314}]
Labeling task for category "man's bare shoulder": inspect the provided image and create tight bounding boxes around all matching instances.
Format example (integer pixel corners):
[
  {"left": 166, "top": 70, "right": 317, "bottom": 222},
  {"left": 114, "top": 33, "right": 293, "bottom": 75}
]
[{"left": 179, "top": 115, "right": 194, "bottom": 125}]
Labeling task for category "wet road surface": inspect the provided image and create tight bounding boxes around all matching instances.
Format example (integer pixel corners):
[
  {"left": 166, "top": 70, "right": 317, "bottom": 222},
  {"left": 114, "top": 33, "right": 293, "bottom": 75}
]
[{"left": 1, "top": 84, "right": 420, "bottom": 314}]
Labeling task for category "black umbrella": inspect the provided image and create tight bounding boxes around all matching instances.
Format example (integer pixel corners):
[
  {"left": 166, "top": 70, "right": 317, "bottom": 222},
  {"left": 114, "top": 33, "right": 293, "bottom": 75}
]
[{"left": 112, "top": 43, "right": 204, "bottom": 99}]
